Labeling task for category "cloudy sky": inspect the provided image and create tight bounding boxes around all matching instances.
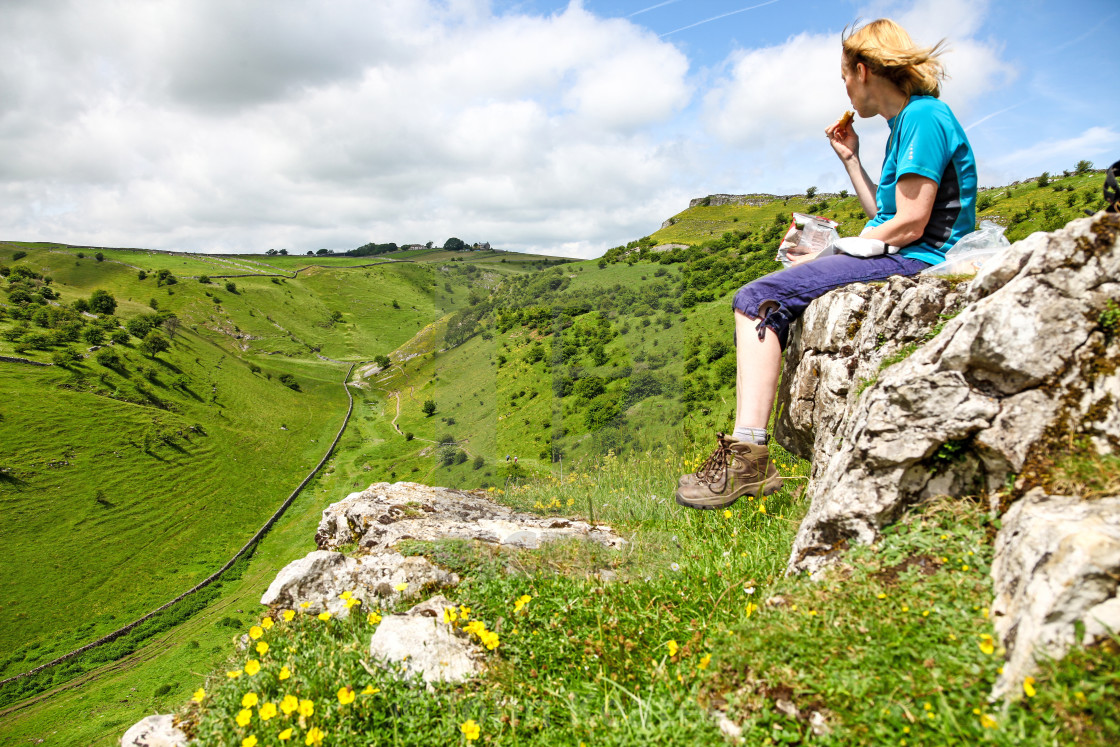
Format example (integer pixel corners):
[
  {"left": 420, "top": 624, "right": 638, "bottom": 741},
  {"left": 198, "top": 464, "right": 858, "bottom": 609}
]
[{"left": 2, "top": 0, "right": 1116, "bottom": 257}]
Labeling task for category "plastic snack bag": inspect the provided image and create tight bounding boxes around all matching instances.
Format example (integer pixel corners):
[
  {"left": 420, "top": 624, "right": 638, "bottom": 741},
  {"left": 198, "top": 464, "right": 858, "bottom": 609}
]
[
  {"left": 776, "top": 213, "right": 839, "bottom": 267},
  {"left": 922, "top": 221, "right": 1010, "bottom": 276}
]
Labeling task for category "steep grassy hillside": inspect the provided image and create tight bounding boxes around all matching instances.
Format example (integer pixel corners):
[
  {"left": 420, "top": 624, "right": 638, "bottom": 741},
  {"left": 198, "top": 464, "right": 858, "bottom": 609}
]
[{"left": 0, "top": 245, "right": 519, "bottom": 685}]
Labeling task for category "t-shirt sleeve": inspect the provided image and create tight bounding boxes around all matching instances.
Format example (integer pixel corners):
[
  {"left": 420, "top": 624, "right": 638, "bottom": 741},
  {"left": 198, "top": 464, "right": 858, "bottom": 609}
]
[{"left": 894, "top": 106, "right": 951, "bottom": 185}]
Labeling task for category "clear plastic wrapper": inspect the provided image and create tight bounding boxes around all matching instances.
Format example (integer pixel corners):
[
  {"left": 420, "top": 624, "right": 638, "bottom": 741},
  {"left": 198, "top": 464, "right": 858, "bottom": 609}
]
[
  {"left": 776, "top": 213, "right": 839, "bottom": 267},
  {"left": 922, "top": 221, "right": 1010, "bottom": 276}
]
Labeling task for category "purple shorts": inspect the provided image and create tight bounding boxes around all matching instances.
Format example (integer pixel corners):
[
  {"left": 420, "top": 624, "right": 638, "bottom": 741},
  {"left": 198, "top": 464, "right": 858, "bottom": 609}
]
[{"left": 732, "top": 252, "right": 931, "bottom": 349}]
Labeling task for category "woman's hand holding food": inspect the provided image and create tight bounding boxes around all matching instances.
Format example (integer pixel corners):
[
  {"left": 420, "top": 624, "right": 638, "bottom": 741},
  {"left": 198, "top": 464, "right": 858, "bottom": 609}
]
[{"left": 826, "top": 110, "right": 859, "bottom": 164}]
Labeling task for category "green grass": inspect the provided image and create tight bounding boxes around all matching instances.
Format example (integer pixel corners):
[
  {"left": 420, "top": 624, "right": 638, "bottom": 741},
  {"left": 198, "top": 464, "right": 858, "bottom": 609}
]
[
  {"left": 0, "top": 339, "right": 349, "bottom": 681},
  {"left": 174, "top": 447, "right": 1119, "bottom": 746}
]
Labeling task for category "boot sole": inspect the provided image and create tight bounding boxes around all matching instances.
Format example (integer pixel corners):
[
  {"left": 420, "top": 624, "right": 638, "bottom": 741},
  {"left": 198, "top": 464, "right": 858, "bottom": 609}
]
[{"left": 674, "top": 475, "right": 783, "bottom": 511}]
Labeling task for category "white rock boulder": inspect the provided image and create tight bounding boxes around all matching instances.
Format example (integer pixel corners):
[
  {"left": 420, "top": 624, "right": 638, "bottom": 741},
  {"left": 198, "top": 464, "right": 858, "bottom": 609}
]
[
  {"left": 368, "top": 594, "right": 483, "bottom": 684},
  {"left": 120, "top": 714, "right": 187, "bottom": 747},
  {"left": 315, "top": 481, "right": 626, "bottom": 552},
  {"left": 260, "top": 550, "right": 459, "bottom": 614},
  {"left": 989, "top": 489, "right": 1120, "bottom": 700}
]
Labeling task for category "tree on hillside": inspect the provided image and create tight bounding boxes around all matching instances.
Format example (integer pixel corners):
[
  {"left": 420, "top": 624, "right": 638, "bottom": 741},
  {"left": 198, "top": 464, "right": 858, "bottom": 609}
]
[
  {"left": 162, "top": 315, "right": 182, "bottom": 341},
  {"left": 422, "top": 399, "right": 437, "bottom": 416},
  {"left": 806, "top": 186, "right": 818, "bottom": 198},
  {"left": 89, "top": 289, "right": 117, "bottom": 315},
  {"left": 443, "top": 237, "right": 468, "bottom": 252},
  {"left": 279, "top": 248, "right": 288, "bottom": 255},
  {"left": 139, "top": 330, "right": 170, "bottom": 359},
  {"left": 1037, "top": 172, "right": 1050, "bottom": 187},
  {"left": 1075, "top": 160, "right": 1093, "bottom": 175}
]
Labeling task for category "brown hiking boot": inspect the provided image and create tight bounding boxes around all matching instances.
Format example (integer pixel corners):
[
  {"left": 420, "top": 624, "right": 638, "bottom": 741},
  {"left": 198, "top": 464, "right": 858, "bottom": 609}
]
[{"left": 675, "top": 433, "right": 782, "bottom": 510}]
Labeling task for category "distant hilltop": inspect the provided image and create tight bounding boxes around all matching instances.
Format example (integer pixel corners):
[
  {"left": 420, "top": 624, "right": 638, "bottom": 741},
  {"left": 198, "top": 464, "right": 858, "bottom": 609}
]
[{"left": 687, "top": 192, "right": 843, "bottom": 209}]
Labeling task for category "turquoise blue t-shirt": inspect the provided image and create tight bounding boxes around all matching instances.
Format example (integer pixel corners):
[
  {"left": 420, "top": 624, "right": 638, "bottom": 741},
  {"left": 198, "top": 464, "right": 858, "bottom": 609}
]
[{"left": 864, "top": 95, "right": 977, "bottom": 265}]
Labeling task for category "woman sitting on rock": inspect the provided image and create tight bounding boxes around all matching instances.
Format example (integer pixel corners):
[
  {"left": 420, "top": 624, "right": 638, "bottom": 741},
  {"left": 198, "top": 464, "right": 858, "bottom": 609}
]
[{"left": 676, "top": 18, "right": 978, "bottom": 510}]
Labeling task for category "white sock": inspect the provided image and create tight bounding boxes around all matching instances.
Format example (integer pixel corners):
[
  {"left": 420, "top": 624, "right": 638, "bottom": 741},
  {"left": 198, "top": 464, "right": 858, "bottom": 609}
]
[{"left": 731, "top": 426, "right": 767, "bottom": 445}]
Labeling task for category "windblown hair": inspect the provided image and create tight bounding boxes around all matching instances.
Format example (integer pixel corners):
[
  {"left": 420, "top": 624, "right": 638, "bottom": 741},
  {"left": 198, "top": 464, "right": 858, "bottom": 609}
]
[{"left": 842, "top": 19, "right": 947, "bottom": 98}]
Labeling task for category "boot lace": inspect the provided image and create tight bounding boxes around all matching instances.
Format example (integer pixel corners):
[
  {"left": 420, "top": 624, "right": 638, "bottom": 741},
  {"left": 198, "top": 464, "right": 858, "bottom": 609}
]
[{"left": 694, "top": 434, "right": 734, "bottom": 490}]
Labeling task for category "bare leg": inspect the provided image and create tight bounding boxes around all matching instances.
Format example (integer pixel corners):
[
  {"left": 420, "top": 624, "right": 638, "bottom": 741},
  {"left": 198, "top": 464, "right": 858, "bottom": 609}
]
[{"left": 734, "top": 309, "right": 782, "bottom": 430}]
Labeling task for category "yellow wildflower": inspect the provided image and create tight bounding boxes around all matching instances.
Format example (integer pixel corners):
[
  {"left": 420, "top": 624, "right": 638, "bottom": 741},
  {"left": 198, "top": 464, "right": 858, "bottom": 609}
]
[
  {"left": 460, "top": 719, "right": 481, "bottom": 741},
  {"left": 305, "top": 727, "right": 325, "bottom": 746},
  {"left": 361, "top": 685, "right": 380, "bottom": 695},
  {"left": 279, "top": 665, "right": 291, "bottom": 680},
  {"left": 299, "top": 601, "right": 311, "bottom": 609},
  {"left": 244, "top": 659, "right": 261, "bottom": 676},
  {"left": 317, "top": 611, "right": 331, "bottom": 622},
  {"left": 256, "top": 642, "right": 269, "bottom": 656},
  {"left": 278, "top": 729, "right": 293, "bottom": 742},
  {"left": 1023, "top": 677, "right": 1036, "bottom": 698},
  {"left": 481, "top": 631, "right": 500, "bottom": 650},
  {"left": 978, "top": 634, "right": 995, "bottom": 656},
  {"left": 345, "top": 597, "right": 361, "bottom": 610},
  {"left": 280, "top": 695, "right": 299, "bottom": 715},
  {"left": 698, "top": 653, "right": 711, "bottom": 670},
  {"left": 243, "top": 737, "right": 258, "bottom": 747},
  {"left": 261, "top": 616, "right": 274, "bottom": 630},
  {"left": 242, "top": 692, "right": 259, "bottom": 708},
  {"left": 980, "top": 713, "right": 998, "bottom": 729},
  {"left": 192, "top": 688, "right": 206, "bottom": 703},
  {"left": 340, "top": 590, "right": 353, "bottom": 600},
  {"left": 338, "top": 686, "right": 356, "bottom": 705},
  {"left": 460, "top": 605, "right": 471, "bottom": 620},
  {"left": 443, "top": 607, "right": 458, "bottom": 624},
  {"left": 236, "top": 708, "right": 252, "bottom": 727},
  {"left": 745, "top": 602, "right": 758, "bottom": 618},
  {"left": 666, "top": 640, "right": 679, "bottom": 657},
  {"left": 259, "top": 702, "right": 277, "bottom": 721},
  {"left": 283, "top": 610, "right": 296, "bottom": 622},
  {"left": 249, "top": 626, "right": 263, "bottom": 640},
  {"left": 368, "top": 611, "right": 382, "bottom": 625},
  {"left": 394, "top": 583, "right": 409, "bottom": 592},
  {"left": 722, "top": 509, "right": 732, "bottom": 519},
  {"left": 513, "top": 595, "right": 532, "bottom": 613},
  {"left": 298, "top": 699, "right": 315, "bottom": 718},
  {"left": 759, "top": 503, "right": 766, "bottom": 515}
]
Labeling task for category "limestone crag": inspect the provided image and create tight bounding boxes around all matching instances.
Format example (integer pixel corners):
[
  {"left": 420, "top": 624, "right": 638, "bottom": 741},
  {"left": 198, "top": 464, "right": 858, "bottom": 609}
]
[
  {"left": 776, "top": 212, "right": 1120, "bottom": 698},
  {"left": 314, "top": 481, "right": 626, "bottom": 552}
]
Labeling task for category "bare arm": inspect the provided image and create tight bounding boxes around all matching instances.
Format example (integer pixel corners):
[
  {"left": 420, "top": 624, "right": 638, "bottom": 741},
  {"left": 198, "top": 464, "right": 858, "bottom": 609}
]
[
  {"left": 860, "top": 174, "right": 938, "bottom": 247},
  {"left": 826, "top": 116, "right": 877, "bottom": 217}
]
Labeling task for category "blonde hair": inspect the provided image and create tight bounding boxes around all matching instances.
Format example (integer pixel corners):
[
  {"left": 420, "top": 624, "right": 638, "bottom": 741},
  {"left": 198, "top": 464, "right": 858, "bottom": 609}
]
[{"left": 842, "top": 19, "right": 947, "bottom": 98}]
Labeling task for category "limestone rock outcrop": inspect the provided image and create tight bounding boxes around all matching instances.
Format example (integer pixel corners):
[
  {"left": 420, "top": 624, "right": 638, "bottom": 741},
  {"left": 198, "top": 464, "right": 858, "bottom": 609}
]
[
  {"left": 315, "top": 481, "right": 626, "bottom": 552},
  {"left": 989, "top": 490, "right": 1120, "bottom": 700},
  {"left": 260, "top": 550, "right": 459, "bottom": 615},
  {"left": 775, "top": 212, "right": 1120, "bottom": 698}
]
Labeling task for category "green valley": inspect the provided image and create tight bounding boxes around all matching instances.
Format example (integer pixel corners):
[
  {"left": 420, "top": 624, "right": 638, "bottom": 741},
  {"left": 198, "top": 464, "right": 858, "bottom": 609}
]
[{"left": 1, "top": 165, "right": 1116, "bottom": 745}]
